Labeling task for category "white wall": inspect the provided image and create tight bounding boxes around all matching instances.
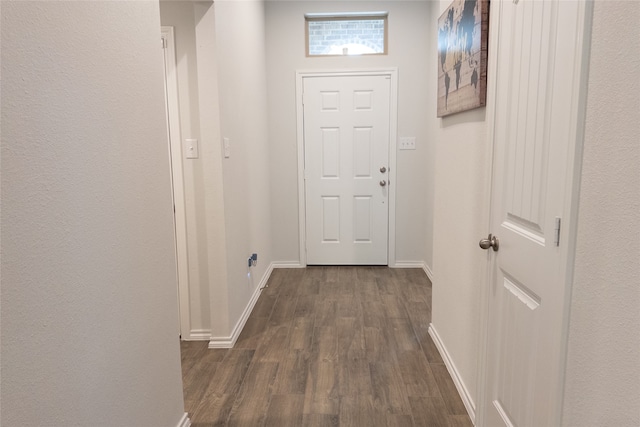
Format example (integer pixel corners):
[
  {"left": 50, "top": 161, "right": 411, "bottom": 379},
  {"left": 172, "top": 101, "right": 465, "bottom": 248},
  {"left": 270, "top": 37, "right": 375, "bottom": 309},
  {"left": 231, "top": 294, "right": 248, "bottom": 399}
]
[
  {"left": 214, "top": 0, "right": 274, "bottom": 336},
  {"left": 429, "top": 0, "right": 490, "bottom": 412},
  {"left": 562, "top": 2, "right": 640, "bottom": 425},
  {"left": 1, "top": 2, "right": 186, "bottom": 426},
  {"left": 265, "top": 1, "right": 434, "bottom": 268}
]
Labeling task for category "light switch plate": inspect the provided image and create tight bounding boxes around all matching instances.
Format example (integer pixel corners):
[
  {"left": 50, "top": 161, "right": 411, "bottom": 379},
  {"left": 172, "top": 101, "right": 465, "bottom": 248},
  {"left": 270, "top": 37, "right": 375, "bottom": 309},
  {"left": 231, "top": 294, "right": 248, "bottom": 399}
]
[
  {"left": 185, "top": 138, "right": 199, "bottom": 159},
  {"left": 223, "top": 138, "right": 231, "bottom": 158},
  {"left": 399, "top": 137, "right": 416, "bottom": 150}
]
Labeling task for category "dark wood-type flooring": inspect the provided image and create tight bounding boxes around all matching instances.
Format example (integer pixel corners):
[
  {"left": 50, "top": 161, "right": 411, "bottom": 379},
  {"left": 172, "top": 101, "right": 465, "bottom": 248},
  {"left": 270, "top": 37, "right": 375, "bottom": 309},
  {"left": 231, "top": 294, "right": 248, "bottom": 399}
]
[{"left": 180, "top": 267, "right": 473, "bottom": 427}]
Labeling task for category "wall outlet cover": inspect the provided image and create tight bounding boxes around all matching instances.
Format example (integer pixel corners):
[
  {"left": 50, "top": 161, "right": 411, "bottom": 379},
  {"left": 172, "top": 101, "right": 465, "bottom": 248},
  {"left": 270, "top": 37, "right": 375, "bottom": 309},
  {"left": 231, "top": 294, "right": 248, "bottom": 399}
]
[{"left": 399, "top": 137, "right": 416, "bottom": 150}]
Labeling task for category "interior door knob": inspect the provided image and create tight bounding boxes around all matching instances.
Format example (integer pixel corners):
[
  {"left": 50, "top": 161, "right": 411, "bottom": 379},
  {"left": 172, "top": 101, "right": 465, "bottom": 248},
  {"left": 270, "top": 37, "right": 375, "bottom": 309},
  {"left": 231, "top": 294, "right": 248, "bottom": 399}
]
[
  {"left": 380, "top": 180, "right": 387, "bottom": 187},
  {"left": 380, "top": 166, "right": 387, "bottom": 173},
  {"left": 479, "top": 234, "right": 499, "bottom": 251}
]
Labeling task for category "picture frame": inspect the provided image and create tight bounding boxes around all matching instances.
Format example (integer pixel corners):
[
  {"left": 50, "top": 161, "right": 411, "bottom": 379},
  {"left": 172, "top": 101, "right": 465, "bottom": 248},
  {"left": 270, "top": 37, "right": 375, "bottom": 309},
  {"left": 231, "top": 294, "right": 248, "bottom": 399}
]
[{"left": 437, "top": 0, "right": 490, "bottom": 117}]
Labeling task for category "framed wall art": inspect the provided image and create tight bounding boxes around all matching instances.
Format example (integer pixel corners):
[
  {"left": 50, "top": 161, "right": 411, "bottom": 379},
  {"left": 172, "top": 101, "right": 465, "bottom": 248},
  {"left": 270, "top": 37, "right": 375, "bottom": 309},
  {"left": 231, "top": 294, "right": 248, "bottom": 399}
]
[{"left": 437, "top": 0, "right": 489, "bottom": 117}]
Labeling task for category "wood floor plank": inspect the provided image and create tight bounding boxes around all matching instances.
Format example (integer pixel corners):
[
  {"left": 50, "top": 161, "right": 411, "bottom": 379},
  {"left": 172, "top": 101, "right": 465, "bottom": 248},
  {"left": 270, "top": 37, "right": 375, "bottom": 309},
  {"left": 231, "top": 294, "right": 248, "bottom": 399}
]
[
  {"left": 181, "top": 267, "right": 472, "bottom": 427},
  {"left": 431, "top": 364, "right": 468, "bottom": 415},
  {"left": 380, "top": 295, "right": 408, "bottom": 319},
  {"left": 337, "top": 317, "right": 364, "bottom": 358},
  {"left": 191, "top": 393, "right": 237, "bottom": 425},
  {"left": 303, "top": 360, "right": 340, "bottom": 415},
  {"left": 269, "top": 295, "right": 298, "bottom": 327},
  {"left": 337, "top": 349, "right": 372, "bottom": 397},
  {"left": 409, "top": 396, "right": 449, "bottom": 427},
  {"left": 338, "top": 396, "right": 385, "bottom": 427},
  {"left": 369, "top": 361, "right": 411, "bottom": 415},
  {"left": 290, "top": 316, "right": 314, "bottom": 351},
  {"left": 312, "top": 326, "right": 338, "bottom": 363},
  {"left": 265, "top": 394, "right": 305, "bottom": 427},
  {"left": 448, "top": 414, "right": 474, "bottom": 427},
  {"left": 272, "top": 349, "right": 310, "bottom": 395},
  {"left": 388, "top": 317, "right": 421, "bottom": 351},
  {"left": 421, "top": 331, "right": 445, "bottom": 364},
  {"left": 362, "top": 300, "right": 387, "bottom": 328},
  {"left": 294, "top": 294, "right": 315, "bottom": 318},
  {"left": 226, "top": 362, "right": 279, "bottom": 427},
  {"left": 396, "top": 350, "right": 439, "bottom": 397},
  {"left": 200, "top": 349, "right": 255, "bottom": 397},
  {"left": 234, "top": 316, "right": 269, "bottom": 349},
  {"left": 254, "top": 324, "right": 290, "bottom": 363},
  {"left": 302, "top": 414, "right": 340, "bottom": 427},
  {"left": 314, "top": 299, "right": 337, "bottom": 327},
  {"left": 386, "top": 414, "right": 414, "bottom": 427}
]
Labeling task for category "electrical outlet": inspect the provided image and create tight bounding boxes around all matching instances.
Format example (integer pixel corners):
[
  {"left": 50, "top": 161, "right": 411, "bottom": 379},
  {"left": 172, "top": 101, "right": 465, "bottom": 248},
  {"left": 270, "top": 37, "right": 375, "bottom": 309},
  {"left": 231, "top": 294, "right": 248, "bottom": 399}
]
[
  {"left": 399, "top": 137, "right": 416, "bottom": 150},
  {"left": 248, "top": 253, "right": 258, "bottom": 267}
]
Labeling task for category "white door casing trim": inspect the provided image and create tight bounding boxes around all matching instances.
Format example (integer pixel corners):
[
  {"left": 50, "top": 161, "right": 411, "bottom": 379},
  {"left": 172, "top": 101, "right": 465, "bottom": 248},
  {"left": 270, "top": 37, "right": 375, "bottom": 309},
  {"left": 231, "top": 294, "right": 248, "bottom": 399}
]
[
  {"left": 476, "top": 2, "right": 594, "bottom": 425},
  {"left": 161, "top": 27, "right": 191, "bottom": 340},
  {"left": 296, "top": 69, "right": 399, "bottom": 267}
]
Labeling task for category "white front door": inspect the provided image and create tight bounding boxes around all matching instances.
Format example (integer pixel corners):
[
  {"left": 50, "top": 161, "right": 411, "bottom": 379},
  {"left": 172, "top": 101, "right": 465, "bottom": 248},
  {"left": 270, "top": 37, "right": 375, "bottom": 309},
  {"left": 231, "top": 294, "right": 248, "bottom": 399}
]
[
  {"left": 481, "top": 1, "right": 590, "bottom": 426},
  {"left": 303, "top": 75, "right": 391, "bottom": 265}
]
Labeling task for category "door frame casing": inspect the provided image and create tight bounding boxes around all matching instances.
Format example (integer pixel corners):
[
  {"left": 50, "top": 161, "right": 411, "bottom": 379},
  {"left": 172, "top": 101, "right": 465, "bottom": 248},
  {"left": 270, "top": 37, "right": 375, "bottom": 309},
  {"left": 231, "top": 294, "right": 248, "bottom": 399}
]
[
  {"left": 161, "top": 27, "right": 191, "bottom": 339},
  {"left": 295, "top": 69, "right": 399, "bottom": 267},
  {"left": 475, "top": 2, "right": 594, "bottom": 425}
]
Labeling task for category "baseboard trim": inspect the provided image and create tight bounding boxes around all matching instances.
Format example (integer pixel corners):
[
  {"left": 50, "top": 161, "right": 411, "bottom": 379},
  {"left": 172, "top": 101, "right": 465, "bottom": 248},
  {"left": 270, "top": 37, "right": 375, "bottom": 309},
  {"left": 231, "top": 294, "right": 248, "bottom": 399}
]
[
  {"left": 423, "top": 263, "right": 434, "bottom": 282},
  {"left": 392, "top": 261, "right": 434, "bottom": 282},
  {"left": 208, "top": 263, "right": 275, "bottom": 349},
  {"left": 428, "top": 323, "right": 476, "bottom": 424},
  {"left": 272, "top": 261, "right": 305, "bottom": 268},
  {"left": 187, "top": 329, "right": 211, "bottom": 341},
  {"left": 393, "top": 261, "right": 424, "bottom": 268},
  {"left": 176, "top": 412, "right": 191, "bottom": 427}
]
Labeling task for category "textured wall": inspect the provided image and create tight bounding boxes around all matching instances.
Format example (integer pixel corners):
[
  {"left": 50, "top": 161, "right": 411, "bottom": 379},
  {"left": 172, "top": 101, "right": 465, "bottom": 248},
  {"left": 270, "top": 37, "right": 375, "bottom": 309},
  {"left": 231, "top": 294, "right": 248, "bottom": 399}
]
[
  {"left": 214, "top": 0, "right": 274, "bottom": 336},
  {"left": 1, "top": 2, "right": 186, "bottom": 425},
  {"left": 563, "top": 2, "right": 640, "bottom": 425}
]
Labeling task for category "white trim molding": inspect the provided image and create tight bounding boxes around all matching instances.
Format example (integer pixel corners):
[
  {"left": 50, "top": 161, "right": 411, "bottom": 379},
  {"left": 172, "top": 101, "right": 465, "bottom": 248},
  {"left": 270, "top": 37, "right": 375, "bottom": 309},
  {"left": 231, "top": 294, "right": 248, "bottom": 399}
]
[
  {"left": 161, "top": 26, "right": 191, "bottom": 341},
  {"left": 392, "top": 261, "right": 434, "bottom": 282},
  {"left": 176, "top": 412, "right": 191, "bottom": 427},
  {"left": 429, "top": 323, "right": 476, "bottom": 424},
  {"left": 208, "top": 263, "right": 275, "bottom": 349},
  {"left": 188, "top": 329, "right": 211, "bottom": 341},
  {"left": 272, "top": 262, "right": 306, "bottom": 269},
  {"left": 295, "top": 68, "right": 399, "bottom": 267}
]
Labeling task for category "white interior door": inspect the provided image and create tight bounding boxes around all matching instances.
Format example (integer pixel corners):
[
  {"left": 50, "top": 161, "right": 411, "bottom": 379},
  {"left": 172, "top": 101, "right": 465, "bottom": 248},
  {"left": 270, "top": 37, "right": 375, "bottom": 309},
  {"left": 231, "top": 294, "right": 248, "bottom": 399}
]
[
  {"left": 481, "top": 1, "right": 590, "bottom": 426},
  {"left": 303, "top": 75, "right": 391, "bottom": 265}
]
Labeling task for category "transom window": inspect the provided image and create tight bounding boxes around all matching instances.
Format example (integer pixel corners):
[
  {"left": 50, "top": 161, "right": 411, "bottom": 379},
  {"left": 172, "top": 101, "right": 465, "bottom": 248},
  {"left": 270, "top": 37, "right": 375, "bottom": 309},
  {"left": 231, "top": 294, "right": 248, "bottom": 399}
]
[{"left": 305, "top": 12, "right": 388, "bottom": 57}]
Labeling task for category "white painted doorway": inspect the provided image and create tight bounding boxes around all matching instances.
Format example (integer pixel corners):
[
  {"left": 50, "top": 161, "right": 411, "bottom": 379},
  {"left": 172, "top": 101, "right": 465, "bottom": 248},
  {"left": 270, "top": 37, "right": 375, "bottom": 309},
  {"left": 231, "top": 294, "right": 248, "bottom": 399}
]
[
  {"left": 161, "top": 27, "right": 190, "bottom": 339},
  {"left": 478, "top": 1, "right": 591, "bottom": 426},
  {"left": 298, "top": 71, "right": 397, "bottom": 265}
]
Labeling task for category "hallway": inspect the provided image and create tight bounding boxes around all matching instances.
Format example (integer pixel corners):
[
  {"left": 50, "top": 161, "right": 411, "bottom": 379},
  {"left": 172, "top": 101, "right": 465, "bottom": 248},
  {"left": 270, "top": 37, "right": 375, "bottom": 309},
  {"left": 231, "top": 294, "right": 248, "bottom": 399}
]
[{"left": 181, "top": 267, "right": 472, "bottom": 426}]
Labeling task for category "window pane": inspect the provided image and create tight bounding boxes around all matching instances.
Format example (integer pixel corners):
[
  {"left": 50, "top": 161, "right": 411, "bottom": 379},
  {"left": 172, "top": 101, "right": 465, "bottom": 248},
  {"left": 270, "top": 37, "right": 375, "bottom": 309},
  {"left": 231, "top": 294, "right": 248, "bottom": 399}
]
[{"left": 307, "top": 17, "right": 387, "bottom": 56}]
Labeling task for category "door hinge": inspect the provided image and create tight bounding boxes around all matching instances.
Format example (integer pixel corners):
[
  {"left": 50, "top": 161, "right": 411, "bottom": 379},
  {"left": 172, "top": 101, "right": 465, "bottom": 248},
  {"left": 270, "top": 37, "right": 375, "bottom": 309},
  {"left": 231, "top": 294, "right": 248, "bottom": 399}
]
[
  {"left": 554, "top": 217, "right": 561, "bottom": 247},
  {"left": 161, "top": 37, "right": 167, "bottom": 49}
]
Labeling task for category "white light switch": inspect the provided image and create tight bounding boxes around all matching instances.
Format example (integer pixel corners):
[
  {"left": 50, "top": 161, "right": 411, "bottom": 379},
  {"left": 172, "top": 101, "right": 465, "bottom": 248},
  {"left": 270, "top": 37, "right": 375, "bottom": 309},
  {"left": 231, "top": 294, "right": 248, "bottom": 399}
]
[
  {"left": 223, "top": 137, "right": 231, "bottom": 158},
  {"left": 399, "top": 137, "right": 416, "bottom": 150},
  {"left": 185, "top": 138, "right": 199, "bottom": 159}
]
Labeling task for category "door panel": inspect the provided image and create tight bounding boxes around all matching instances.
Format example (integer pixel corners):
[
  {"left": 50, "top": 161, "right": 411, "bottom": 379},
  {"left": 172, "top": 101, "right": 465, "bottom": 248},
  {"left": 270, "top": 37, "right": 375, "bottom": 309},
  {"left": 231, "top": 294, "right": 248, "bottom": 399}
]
[
  {"left": 483, "top": 1, "right": 589, "bottom": 426},
  {"left": 304, "top": 75, "right": 390, "bottom": 265}
]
